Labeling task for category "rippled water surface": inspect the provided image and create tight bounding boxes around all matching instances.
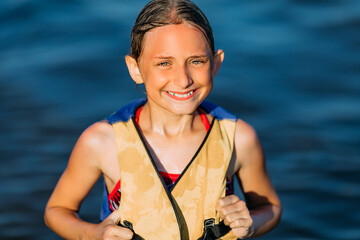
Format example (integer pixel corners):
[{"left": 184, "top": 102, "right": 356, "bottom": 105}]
[{"left": 1, "top": 0, "right": 360, "bottom": 239}]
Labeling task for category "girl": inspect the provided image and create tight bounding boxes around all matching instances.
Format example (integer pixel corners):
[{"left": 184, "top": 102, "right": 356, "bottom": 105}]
[{"left": 44, "top": 0, "right": 281, "bottom": 239}]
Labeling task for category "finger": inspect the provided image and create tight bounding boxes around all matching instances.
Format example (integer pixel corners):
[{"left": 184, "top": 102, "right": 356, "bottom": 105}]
[
  {"left": 228, "top": 216, "right": 253, "bottom": 230},
  {"left": 102, "top": 211, "right": 134, "bottom": 239},
  {"left": 218, "top": 199, "right": 248, "bottom": 220},
  {"left": 223, "top": 211, "right": 251, "bottom": 227},
  {"left": 232, "top": 226, "right": 252, "bottom": 239},
  {"left": 228, "top": 217, "right": 254, "bottom": 239},
  {"left": 103, "top": 224, "right": 134, "bottom": 239},
  {"left": 216, "top": 195, "right": 240, "bottom": 212},
  {"left": 114, "top": 227, "right": 134, "bottom": 239}
]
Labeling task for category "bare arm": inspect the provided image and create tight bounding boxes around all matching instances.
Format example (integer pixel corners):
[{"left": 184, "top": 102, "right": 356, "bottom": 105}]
[
  {"left": 44, "top": 121, "right": 133, "bottom": 240},
  {"left": 217, "top": 120, "right": 282, "bottom": 238}
]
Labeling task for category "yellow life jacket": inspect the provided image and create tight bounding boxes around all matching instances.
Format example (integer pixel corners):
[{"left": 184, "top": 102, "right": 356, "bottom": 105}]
[{"left": 107, "top": 98, "right": 237, "bottom": 240}]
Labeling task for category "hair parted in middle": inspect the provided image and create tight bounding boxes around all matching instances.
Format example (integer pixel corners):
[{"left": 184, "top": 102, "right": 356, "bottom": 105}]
[{"left": 130, "top": 0, "right": 215, "bottom": 61}]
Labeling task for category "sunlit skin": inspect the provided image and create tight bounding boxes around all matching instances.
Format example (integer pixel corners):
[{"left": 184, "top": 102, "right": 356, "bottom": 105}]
[
  {"left": 125, "top": 23, "right": 224, "bottom": 173},
  {"left": 44, "top": 22, "right": 281, "bottom": 240},
  {"left": 128, "top": 23, "right": 215, "bottom": 115}
]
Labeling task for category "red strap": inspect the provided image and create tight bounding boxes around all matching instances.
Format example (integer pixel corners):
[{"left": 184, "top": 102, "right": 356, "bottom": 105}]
[
  {"left": 135, "top": 106, "right": 143, "bottom": 126},
  {"left": 108, "top": 180, "right": 121, "bottom": 200},
  {"left": 135, "top": 106, "right": 210, "bottom": 131},
  {"left": 198, "top": 108, "right": 210, "bottom": 131},
  {"left": 159, "top": 171, "right": 180, "bottom": 182}
]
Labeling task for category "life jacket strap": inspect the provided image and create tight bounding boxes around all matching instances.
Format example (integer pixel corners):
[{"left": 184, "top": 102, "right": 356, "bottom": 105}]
[
  {"left": 197, "top": 218, "right": 232, "bottom": 240},
  {"left": 118, "top": 220, "right": 144, "bottom": 240}
]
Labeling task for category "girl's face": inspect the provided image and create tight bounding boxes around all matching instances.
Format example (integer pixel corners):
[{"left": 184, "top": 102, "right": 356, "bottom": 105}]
[{"left": 126, "top": 22, "right": 223, "bottom": 115}]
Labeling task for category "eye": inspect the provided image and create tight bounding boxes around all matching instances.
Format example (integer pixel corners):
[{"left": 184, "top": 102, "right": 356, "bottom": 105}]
[
  {"left": 190, "top": 58, "right": 208, "bottom": 66},
  {"left": 192, "top": 60, "right": 203, "bottom": 65},
  {"left": 158, "top": 62, "right": 170, "bottom": 67}
]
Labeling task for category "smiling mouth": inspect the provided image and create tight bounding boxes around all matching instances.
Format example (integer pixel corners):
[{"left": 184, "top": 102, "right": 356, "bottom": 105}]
[
  {"left": 165, "top": 89, "right": 198, "bottom": 100},
  {"left": 167, "top": 90, "right": 193, "bottom": 97}
]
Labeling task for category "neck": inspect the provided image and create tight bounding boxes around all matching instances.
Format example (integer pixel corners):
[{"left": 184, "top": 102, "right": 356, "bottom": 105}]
[{"left": 139, "top": 102, "right": 200, "bottom": 137}]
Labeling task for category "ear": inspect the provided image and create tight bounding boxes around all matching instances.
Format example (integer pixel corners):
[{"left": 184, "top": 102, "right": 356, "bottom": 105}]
[
  {"left": 212, "top": 49, "right": 224, "bottom": 78},
  {"left": 125, "top": 55, "right": 144, "bottom": 84}
]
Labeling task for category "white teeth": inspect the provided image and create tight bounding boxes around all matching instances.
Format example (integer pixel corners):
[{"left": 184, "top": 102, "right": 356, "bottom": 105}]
[{"left": 167, "top": 90, "right": 194, "bottom": 98}]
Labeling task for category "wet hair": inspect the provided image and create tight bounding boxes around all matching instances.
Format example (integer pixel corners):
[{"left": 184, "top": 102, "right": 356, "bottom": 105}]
[{"left": 131, "top": 0, "right": 215, "bottom": 61}]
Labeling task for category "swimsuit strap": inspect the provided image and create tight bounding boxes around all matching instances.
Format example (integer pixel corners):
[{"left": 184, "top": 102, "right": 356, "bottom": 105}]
[
  {"left": 198, "top": 108, "right": 210, "bottom": 131},
  {"left": 134, "top": 106, "right": 210, "bottom": 131},
  {"left": 134, "top": 106, "right": 143, "bottom": 126}
]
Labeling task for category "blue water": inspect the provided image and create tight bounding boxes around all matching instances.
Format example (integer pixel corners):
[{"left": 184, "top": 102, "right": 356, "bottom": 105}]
[{"left": 1, "top": 0, "right": 360, "bottom": 239}]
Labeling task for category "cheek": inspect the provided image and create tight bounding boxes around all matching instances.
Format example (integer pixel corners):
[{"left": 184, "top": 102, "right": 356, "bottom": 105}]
[
  {"left": 149, "top": 70, "right": 168, "bottom": 82},
  {"left": 148, "top": 68, "right": 178, "bottom": 83},
  {"left": 143, "top": 71, "right": 169, "bottom": 90},
  {"left": 190, "top": 67, "right": 213, "bottom": 83}
]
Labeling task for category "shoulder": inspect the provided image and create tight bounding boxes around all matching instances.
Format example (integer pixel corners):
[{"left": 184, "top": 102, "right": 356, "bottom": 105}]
[
  {"left": 78, "top": 120, "right": 114, "bottom": 149},
  {"left": 70, "top": 120, "right": 116, "bottom": 169},
  {"left": 234, "top": 119, "right": 259, "bottom": 150},
  {"left": 232, "top": 119, "right": 264, "bottom": 171}
]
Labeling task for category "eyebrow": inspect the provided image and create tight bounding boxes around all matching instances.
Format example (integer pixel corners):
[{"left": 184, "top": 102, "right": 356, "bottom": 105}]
[
  {"left": 153, "top": 55, "right": 208, "bottom": 60},
  {"left": 153, "top": 56, "right": 175, "bottom": 60},
  {"left": 189, "top": 55, "right": 208, "bottom": 59}
]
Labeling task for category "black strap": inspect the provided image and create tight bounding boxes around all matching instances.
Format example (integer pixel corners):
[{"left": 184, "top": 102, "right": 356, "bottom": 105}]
[
  {"left": 119, "top": 218, "right": 230, "bottom": 240},
  {"left": 197, "top": 218, "right": 232, "bottom": 240},
  {"left": 118, "top": 220, "right": 144, "bottom": 240}
]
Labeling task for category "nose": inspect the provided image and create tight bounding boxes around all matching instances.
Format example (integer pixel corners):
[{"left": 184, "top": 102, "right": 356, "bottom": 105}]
[{"left": 173, "top": 65, "right": 193, "bottom": 89}]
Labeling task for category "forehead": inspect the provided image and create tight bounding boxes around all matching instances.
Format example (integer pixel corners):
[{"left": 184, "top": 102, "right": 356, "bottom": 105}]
[{"left": 141, "top": 23, "right": 211, "bottom": 58}]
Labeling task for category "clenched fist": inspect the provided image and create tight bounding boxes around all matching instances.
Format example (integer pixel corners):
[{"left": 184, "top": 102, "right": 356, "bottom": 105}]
[{"left": 216, "top": 195, "right": 255, "bottom": 239}]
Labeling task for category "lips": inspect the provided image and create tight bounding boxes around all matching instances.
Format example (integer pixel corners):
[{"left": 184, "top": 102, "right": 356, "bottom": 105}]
[{"left": 164, "top": 89, "right": 198, "bottom": 100}]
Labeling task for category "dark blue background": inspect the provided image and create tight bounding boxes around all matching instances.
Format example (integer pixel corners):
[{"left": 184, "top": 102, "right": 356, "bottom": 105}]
[{"left": 1, "top": 0, "right": 360, "bottom": 239}]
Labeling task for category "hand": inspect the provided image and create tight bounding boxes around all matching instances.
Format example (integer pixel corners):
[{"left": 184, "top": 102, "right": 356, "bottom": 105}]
[
  {"left": 216, "top": 195, "right": 254, "bottom": 239},
  {"left": 96, "top": 210, "right": 134, "bottom": 240}
]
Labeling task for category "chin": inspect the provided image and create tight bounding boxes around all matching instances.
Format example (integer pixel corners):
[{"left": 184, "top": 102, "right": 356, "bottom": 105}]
[
  {"left": 168, "top": 103, "right": 200, "bottom": 115},
  {"left": 148, "top": 95, "right": 204, "bottom": 115}
]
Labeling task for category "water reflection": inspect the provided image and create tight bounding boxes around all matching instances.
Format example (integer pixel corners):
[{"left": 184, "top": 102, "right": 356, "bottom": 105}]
[{"left": 1, "top": 0, "right": 359, "bottom": 239}]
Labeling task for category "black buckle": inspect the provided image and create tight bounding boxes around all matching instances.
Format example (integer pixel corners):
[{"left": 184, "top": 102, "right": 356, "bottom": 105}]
[
  {"left": 198, "top": 219, "right": 232, "bottom": 240},
  {"left": 204, "top": 218, "right": 215, "bottom": 230},
  {"left": 123, "top": 220, "right": 133, "bottom": 230},
  {"left": 117, "top": 220, "right": 144, "bottom": 240}
]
